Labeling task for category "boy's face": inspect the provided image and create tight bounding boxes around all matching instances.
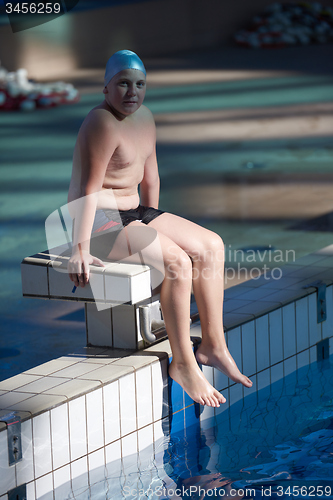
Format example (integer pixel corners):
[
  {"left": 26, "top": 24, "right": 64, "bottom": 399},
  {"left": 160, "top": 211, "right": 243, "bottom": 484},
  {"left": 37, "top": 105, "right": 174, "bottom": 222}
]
[{"left": 103, "top": 69, "right": 146, "bottom": 117}]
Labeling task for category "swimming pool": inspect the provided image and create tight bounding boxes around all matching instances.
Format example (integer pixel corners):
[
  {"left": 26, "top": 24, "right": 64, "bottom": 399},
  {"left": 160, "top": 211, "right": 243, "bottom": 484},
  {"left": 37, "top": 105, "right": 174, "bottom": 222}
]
[{"left": 43, "top": 355, "right": 333, "bottom": 500}]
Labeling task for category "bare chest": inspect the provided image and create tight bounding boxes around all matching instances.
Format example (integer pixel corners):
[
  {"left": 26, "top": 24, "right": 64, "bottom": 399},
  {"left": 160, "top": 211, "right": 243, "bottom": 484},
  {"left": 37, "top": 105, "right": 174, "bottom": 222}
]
[{"left": 106, "top": 126, "right": 153, "bottom": 178}]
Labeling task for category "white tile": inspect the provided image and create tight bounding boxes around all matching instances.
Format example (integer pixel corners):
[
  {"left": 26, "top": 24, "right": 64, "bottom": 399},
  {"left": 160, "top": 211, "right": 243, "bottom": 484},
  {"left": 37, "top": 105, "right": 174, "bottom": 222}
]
[
  {"left": 213, "top": 367, "right": 228, "bottom": 392},
  {"left": 16, "top": 419, "right": 34, "bottom": 485},
  {"left": 200, "top": 404, "right": 215, "bottom": 423},
  {"left": 121, "top": 432, "right": 138, "bottom": 458},
  {"left": 310, "top": 346, "right": 317, "bottom": 363},
  {"left": 119, "top": 373, "right": 137, "bottom": 437},
  {"left": 0, "top": 373, "right": 41, "bottom": 392},
  {"left": 46, "top": 378, "right": 100, "bottom": 399},
  {"left": 296, "top": 297, "right": 310, "bottom": 352},
  {"left": 88, "top": 267, "right": 106, "bottom": 303},
  {"left": 88, "top": 448, "right": 105, "bottom": 473},
  {"left": 0, "top": 391, "right": 33, "bottom": 409},
  {"left": 297, "top": 350, "right": 310, "bottom": 370},
  {"left": 244, "top": 375, "right": 257, "bottom": 398},
  {"left": 105, "top": 274, "right": 131, "bottom": 303},
  {"left": 15, "top": 376, "right": 69, "bottom": 394},
  {"left": 201, "top": 365, "right": 214, "bottom": 386},
  {"left": 284, "top": 356, "right": 297, "bottom": 377},
  {"left": 138, "top": 424, "right": 154, "bottom": 454},
  {"left": 215, "top": 392, "right": 230, "bottom": 417},
  {"left": 32, "top": 412, "right": 52, "bottom": 479},
  {"left": 218, "top": 384, "right": 229, "bottom": 406},
  {"left": 105, "top": 440, "right": 121, "bottom": 466},
  {"left": 308, "top": 293, "right": 322, "bottom": 346},
  {"left": 270, "top": 362, "right": 284, "bottom": 385},
  {"left": 104, "top": 263, "right": 151, "bottom": 303},
  {"left": 282, "top": 303, "right": 296, "bottom": 358},
  {"left": 54, "top": 464, "right": 71, "bottom": 500},
  {"left": 153, "top": 419, "right": 167, "bottom": 443},
  {"left": 103, "top": 381, "right": 120, "bottom": 445},
  {"left": 69, "top": 396, "right": 87, "bottom": 461},
  {"left": 86, "top": 388, "right": 104, "bottom": 454},
  {"left": 257, "top": 369, "right": 270, "bottom": 392},
  {"left": 229, "top": 383, "right": 243, "bottom": 407},
  {"left": 70, "top": 456, "right": 88, "bottom": 492},
  {"left": 255, "top": 316, "right": 270, "bottom": 372},
  {"left": 241, "top": 320, "right": 256, "bottom": 377},
  {"left": 51, "top": 404, "right": 70, "bottom": 469},
  {"left": 269, "top": 309, "right": 283, "bottom": 365},
  {"left": 322, "top": 285, "right": 333, "bottom": 340},
  {"left": 200, "top": 413, "right": 215, "bottom": 430},
  {"left": 151, "top": 359, "right": 169, "bottom": 422},
  {"left": 136, "top": 366, "right": 153, "bottom": 429},
  {"left": 226, "top": 327, "right": 242, "bottom": 371},
  {"left": 49, "top": 264, "right": 104, "bottom": 301},
  {"left": 130, "top": 271, "right": 151, "bottom": 304},
  {"left": 86, "top": 303, "right": 113, "bottom": 347},
  {"left": 112, "top": 305, "right": 137, "bottom": 349},
  {"left": 21, "top": 261, "right": 48, "bottom": 297},
  {"left": 0, "top": 495, "right": 8, "bottom": 500},
  {"left": 0, "top": 428, "right": 16, "bottom": 494},
  {"left": 88, "top": 451, "right": 106, "bottom": 490},
  {"left": 26, "top": 482, "right": 36, "bottom": 500},
  {"left": 25, "top": 357, "right": 82, "bottom": 377},
  {"left": 105, "top": 442, "right": 122, "bottom": 489},
  {"left": 35, "top": 472, "right": 53, "bottom": 500},
  {"left": 52, "top": 361, "right": 104, "bottom": 379}
]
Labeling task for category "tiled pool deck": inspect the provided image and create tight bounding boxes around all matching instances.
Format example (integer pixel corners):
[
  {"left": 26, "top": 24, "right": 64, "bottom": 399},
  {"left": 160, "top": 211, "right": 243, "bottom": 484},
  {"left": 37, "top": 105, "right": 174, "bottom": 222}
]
[{"left": 1, "top": 245, "right": 333, "bottom": 499}]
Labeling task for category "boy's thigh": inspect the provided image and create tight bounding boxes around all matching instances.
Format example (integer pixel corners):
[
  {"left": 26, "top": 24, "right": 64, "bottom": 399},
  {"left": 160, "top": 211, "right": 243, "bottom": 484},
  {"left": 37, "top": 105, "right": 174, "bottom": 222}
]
[
  {"left": 147, "top": 212, "right": 217, "bottom": 255},
  {"left": 107, "top": 221, "right": 186, "bottom": 274}
]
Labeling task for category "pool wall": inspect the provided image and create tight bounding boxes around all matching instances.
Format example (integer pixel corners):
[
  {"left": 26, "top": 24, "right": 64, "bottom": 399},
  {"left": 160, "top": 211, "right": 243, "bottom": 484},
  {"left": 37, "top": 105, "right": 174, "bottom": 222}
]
[{"left": 1, "top": 245, "right": 333, "bottom": 500}]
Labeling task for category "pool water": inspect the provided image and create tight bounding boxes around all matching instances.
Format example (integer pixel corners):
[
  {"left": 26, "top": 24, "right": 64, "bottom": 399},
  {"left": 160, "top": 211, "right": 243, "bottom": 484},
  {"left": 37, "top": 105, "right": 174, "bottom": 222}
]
[{"left": 47, "top": 355, "right": 333, "bottom": 500}]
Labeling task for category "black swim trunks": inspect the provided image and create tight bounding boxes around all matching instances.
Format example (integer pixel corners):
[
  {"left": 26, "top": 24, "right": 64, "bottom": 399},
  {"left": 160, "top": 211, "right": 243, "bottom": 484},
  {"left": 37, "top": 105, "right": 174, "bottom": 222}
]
[{"left": 90, "top": 205, "right": 164, "bottom": 259}]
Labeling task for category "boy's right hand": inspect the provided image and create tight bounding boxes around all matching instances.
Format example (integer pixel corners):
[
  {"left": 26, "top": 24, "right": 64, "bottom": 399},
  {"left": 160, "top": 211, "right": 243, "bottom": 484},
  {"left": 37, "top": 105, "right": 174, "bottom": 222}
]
[{"left": 68, "top": 250, "right": 105, "bottom": 287}]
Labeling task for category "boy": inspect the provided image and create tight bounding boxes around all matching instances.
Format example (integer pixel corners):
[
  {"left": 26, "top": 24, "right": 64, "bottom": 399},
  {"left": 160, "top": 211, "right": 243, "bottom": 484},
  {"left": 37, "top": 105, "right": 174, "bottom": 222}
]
[{"left": 68, "top": 50, "right": 252, "bottom": 407}]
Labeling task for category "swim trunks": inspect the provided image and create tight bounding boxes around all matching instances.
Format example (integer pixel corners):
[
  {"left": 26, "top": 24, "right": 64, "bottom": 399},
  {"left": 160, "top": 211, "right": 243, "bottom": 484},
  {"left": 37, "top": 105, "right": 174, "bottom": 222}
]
[{"left": 90, "top": 205, "right": 164, "bottom": 259}]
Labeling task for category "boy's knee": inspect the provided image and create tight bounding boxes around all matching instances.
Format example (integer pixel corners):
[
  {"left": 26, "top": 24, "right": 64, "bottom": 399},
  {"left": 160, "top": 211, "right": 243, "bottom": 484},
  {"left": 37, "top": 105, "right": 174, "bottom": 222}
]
[
  {"left": 165, "top": 248, "right": 192, "bottom": 279},
  {"left": 200, "top": 232, "right": 224, "bottom": 262},
  {"left": 208, "top": 232, "right": 224, "bottom": 253}
]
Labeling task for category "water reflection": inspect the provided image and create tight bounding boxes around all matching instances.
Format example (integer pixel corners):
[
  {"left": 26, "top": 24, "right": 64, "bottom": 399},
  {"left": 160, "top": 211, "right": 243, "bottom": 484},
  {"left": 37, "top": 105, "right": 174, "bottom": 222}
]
[{"left": 41, "top": 357, "right": 333, "bottom": 499}]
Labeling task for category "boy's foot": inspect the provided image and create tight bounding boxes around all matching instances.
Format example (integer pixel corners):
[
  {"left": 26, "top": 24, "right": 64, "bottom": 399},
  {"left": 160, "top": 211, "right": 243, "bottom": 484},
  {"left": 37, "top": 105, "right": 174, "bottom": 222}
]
[
  {"left": 169, "top": 360, "right": 226, "bottom": 407},
  {"left": 195, "top": 344, "right": 253, "bottom": 388}
]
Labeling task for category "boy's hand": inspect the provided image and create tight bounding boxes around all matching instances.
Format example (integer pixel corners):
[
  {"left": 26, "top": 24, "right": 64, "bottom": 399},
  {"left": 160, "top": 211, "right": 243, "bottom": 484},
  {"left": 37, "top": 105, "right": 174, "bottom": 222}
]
[{"left": 68, "top": 249, "right": 105, "bottom": 287}]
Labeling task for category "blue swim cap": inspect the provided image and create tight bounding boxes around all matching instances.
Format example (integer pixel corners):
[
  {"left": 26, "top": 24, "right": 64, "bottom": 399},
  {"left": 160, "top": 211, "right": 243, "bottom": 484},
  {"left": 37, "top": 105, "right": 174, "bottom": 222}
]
[{"left": 104, "top": 50, "right": 146, "bottom": 86}]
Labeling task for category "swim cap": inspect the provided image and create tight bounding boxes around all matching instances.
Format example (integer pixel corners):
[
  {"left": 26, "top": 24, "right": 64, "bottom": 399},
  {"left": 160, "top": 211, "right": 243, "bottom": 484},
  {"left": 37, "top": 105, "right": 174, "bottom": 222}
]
[{"left": 104, "top": 50, "right": 146, "bottom": 87}]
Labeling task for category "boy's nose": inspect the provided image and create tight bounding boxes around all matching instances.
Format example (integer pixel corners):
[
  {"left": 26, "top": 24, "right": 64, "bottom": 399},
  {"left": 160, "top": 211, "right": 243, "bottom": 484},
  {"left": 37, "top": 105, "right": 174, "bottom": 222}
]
[{"left": 127, "top": 85, "right": 136, "bottom": 96}]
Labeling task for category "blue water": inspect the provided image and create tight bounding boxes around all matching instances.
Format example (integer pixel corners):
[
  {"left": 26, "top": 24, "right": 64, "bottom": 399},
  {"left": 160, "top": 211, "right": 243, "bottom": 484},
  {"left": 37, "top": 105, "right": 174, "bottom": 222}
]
[
  {"left": 47, "top": 354, "right": 333, "bottom": 500},
  {"left": 160, "top": 356, "right": 333, "bottom": 500}
]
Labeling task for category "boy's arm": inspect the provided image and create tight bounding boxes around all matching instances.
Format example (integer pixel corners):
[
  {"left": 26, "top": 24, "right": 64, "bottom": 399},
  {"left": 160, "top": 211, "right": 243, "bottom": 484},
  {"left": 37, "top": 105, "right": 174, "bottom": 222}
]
[
  {"left": 69, "top": 112, "right": 117, "bottom": 286},
  {"left": 140, "top": 120, "right": 160, "bottom": 208}
]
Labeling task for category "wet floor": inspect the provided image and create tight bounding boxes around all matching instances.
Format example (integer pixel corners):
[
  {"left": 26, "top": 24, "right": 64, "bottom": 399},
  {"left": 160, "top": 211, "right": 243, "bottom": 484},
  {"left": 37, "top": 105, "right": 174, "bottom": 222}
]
[{"left": 1, "top": 44, "right": 333, "bottom": 380}]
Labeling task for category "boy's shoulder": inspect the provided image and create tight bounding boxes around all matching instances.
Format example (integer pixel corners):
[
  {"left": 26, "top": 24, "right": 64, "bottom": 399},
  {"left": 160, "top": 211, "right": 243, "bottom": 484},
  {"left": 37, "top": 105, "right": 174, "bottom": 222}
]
[
  {"left": 86, "top": 105, "right": 116, "bottom": 125},
  {"left": 79, "top": 105, "right": 118, "bottom": 137},
  {"left": 138, "top": 104, "right": 154, "bottom": 120}
]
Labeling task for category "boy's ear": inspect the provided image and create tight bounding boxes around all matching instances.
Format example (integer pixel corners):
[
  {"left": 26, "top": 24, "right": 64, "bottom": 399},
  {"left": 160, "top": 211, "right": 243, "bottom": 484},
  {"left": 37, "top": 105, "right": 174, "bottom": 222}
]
[{"left": 103, "top": 86, "right": 108, "bottom": 94}]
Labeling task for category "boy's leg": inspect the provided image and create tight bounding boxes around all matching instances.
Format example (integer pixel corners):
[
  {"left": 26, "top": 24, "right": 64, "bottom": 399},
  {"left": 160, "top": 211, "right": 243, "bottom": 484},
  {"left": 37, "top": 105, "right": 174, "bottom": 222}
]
[
  {"left": 107, "top": 222, "right": 225, "bottom": 407},
  {"left": 148, "top": 213, "right": 252, "bottom": 388}
]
